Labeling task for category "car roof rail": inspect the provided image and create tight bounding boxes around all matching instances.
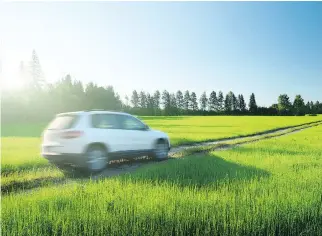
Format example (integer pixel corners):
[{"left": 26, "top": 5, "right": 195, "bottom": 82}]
[
  {"left": 84, "top": 109, "right": 127, "bottom": 113},
  {"left": 84, "top": 109, "right": 105, "bottom": 112}
]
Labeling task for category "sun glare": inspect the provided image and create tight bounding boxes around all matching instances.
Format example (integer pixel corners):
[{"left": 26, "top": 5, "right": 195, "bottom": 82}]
[{"left": 1, "top": 76, "right": 23, "bottom": 90}]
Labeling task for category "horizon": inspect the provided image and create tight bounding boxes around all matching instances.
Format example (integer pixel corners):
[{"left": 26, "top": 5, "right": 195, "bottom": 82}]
[{"left": 1, "top": 2, "right": 322, "bottom": 107}]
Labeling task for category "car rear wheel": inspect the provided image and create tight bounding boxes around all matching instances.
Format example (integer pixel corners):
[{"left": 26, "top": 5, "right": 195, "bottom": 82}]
[
  {"left": 153, "top": 140, "right": 169, "bottom": 161},
  {"left": 86, "top": 145, "right": 108, "bottom": 172}
]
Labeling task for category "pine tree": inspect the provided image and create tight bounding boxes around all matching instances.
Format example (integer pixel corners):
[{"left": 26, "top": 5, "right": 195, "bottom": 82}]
[
  {"left": 224, "top": 93, "right": 231, "bottom": 113},
  {"left": 29, "top": 49, "right": 45, "bottom": 89},
  {"left": 223, "top": 91, "right": 236, "bottom": 112},
  {"left": 131, "top": 90, "right": 139, "bottom": 108},
  {"left": 208, "top": 91, "right": 217, "bottom": 111},
  {"left": 310, "top": 101, "right": 314, "bottom": 111},
  {"left": 183, "top": 90, "right": 190, "bottom": 112},
  {"left": 248, "top": 93, "right": 257, "bottom": 114},
  {"left": 199, "top": 92, "right": 208, "bottom": 111},
  {"left": 217, "top": 91, "right": 224, "bottom": 111},
  {"left": 190, "top": 92, "right": 198, "bottom": 111},
  {"left": 153, "top": 90, "right": 161, "bottom": 115},
  {"left": 170, "top": 93, "right": 178, "bottom": 115},
  {"left": 305, "top": 101, "right": 311, "bottom": 114},
  {"left": 146, "top": 93, "right": 155, "bottom": 115},
  {"left": 238, "top": 94, "right": 246, "bottom": 112},
  {"left": 313, "top": 101, "right": 320, "bottom": 114},
  {"left": 231, "top": 93, "right": 237, "bottom": 111},
  {"left": 139, "top": 91, "right": 147, "bottom": 108},
  {"left": 176, "top": 90, "right": 184, "bottom": 113},
  {"left": 162, "top": 90, "right": 171, "bottom": 115}
]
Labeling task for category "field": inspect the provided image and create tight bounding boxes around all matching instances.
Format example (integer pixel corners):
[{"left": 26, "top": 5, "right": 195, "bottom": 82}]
[
  {"left": 2, "top": 115, "right": 322, "bottom": 174},
  {"left": 1, "top": 116, "right": 322, "bottom": 235}
]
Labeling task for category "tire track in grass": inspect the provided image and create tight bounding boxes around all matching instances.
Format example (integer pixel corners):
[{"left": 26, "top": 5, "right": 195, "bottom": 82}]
[
  {"left": 168, "top": 119, "right": 322, "bottom": 147},
  {"left": 92, "top": 120, "right": 322, "bottom": 179},
  {"left": 3, "top": 120, "right": 322, "bottom": 194},
  {"left": 169, "top": 120, "right": 322, "bottom": 157},
  {"left": 1, "top": 176, "right": 67, "bottom": 194}
]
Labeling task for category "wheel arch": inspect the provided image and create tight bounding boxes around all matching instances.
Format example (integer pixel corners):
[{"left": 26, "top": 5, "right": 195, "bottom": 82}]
[
  {"left": 84, "top": 142, "right": 109, "bottom": 154},
  {"left": 154, "top": 138, "right": 169, "bottom": 147}
]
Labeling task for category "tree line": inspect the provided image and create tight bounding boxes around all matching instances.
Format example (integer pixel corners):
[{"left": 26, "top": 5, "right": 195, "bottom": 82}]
[
  {"left": 123, "top": 89, "right": 321, "bottom": 117},
  {"left": 2, "top": 50, "right": 322, "bottom": 123}
]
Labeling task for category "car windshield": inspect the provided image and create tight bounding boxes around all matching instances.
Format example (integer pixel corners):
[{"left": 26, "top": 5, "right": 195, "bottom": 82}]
[{"left": 117, "top": 115, "right": 148, "bottom": 130}]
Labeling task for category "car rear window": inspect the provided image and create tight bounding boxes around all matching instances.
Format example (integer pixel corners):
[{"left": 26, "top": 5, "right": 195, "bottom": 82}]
[{"left": 47, "top": 115, "right": 79, "bottom": 130}]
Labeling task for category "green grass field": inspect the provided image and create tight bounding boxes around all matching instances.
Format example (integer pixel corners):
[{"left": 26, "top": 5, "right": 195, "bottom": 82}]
[
  {"left": 142, "top": 115, "right": 322, "bottom": 145},
  {"left": 2, "top": 115, "right": 322, "bottom": 174},
  {"left": 1, "top": 116, "right": 322, "bottom": 235}
]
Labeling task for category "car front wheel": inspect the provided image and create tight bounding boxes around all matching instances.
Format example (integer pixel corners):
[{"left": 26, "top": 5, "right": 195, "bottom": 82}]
[{"left": 153, "top": 140, "right": 169, "bottom": 161}]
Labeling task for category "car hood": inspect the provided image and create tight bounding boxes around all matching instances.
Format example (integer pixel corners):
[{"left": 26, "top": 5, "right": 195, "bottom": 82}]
[{"left": 150, "top": 129, "right": 169, "bottom": 138}]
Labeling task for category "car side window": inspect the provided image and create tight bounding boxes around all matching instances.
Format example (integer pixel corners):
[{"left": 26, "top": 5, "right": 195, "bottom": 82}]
[
  {"left": 120, "top": 115, "right": 146, "bottom": 130},
  {"left": 91, "top": 114, "right": 121, "bottom": 129}
]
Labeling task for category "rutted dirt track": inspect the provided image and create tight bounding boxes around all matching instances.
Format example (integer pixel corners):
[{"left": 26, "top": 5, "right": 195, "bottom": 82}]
[
  {"left": 3, "top": 120, "right": 322, "bottom": 194},
  {"left": 93, "top": 120, "right": 322, "bottom": 179}
]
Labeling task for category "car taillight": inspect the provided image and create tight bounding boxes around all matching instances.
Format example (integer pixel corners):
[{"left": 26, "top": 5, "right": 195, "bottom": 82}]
[{"left": 61, "top": 131, "right": 84, "bottom": 139}]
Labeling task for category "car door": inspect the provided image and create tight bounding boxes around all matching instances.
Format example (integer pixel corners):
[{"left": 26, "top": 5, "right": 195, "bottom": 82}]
[
  {"left": 118, "top": 114, "right": 151, "bottom": 154},
  {"left": 90, "top": 113, "right": 125, "bottom": 153}
]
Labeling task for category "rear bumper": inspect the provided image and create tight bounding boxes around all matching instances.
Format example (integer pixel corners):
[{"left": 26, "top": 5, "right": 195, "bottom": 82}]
[{"left": 42, "top": 153, "right": 87, "bottom": 168}]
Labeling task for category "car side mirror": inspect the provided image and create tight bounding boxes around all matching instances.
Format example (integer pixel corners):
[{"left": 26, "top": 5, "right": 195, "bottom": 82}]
[
  {"left": 143, "top": 124, "right": 149, "bottom": 130},
  {"left": 137, "top": 124, "right": 149, "bottom": 131}
]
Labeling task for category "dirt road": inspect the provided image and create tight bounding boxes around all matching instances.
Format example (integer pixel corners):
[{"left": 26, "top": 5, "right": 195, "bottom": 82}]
[
  {"left": 93, "top": 120, "right": 322, "bottom": 179},
  {"left": 3, "top": 121, "right": 321, "bottom": 194}
]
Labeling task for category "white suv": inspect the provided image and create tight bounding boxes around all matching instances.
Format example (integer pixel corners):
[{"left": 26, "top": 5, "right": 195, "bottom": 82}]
[{"left": 41, "top": 110, "right": 171, "bottom": 172}]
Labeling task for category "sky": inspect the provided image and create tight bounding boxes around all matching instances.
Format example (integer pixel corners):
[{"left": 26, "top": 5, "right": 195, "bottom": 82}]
[{"left": 1, "top": 2, "right": 322, "bottom": 106}]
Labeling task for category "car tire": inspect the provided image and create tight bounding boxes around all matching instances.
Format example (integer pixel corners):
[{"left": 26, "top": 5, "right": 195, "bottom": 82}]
[
  {"left": 86, "top": 145, "right": 109, "bottom": 173},
  {"left": 153, "top": 140, "right": 169, "bottom": 161}
]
